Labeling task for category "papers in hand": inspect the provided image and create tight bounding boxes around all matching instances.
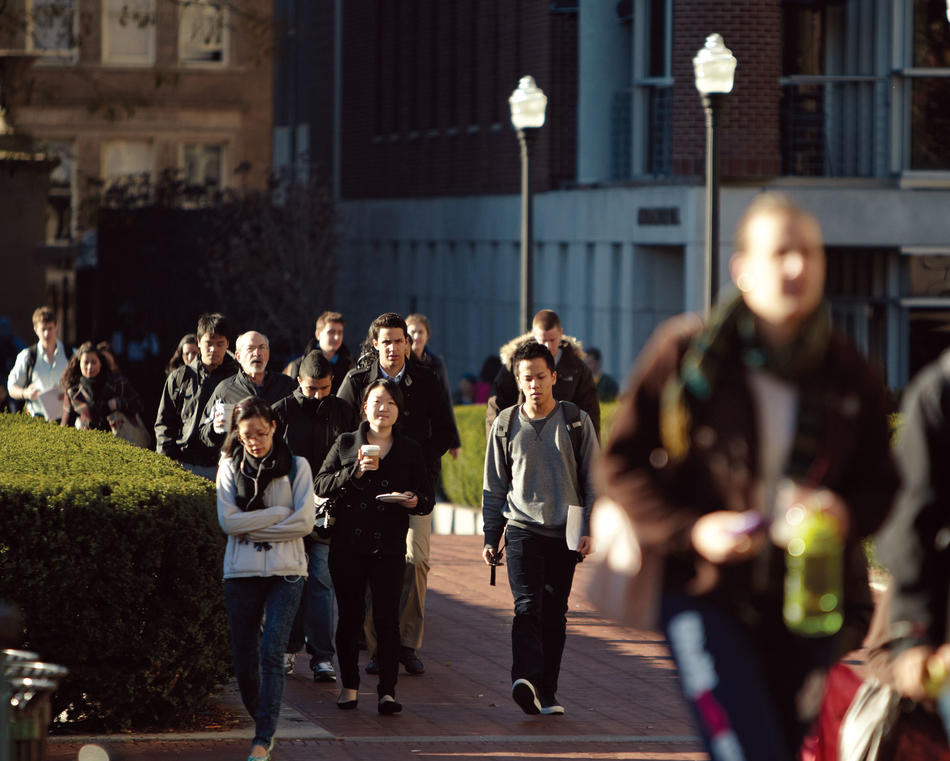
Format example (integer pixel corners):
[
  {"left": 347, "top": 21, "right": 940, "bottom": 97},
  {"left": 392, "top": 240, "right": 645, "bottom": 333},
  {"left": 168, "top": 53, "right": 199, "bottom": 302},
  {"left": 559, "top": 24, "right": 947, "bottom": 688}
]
[
  {"left": 566, "top": 504, "right": 584, "bottom": 551},
  {"left": 37, "top": 387, "right": 65, "bottom": 420}
]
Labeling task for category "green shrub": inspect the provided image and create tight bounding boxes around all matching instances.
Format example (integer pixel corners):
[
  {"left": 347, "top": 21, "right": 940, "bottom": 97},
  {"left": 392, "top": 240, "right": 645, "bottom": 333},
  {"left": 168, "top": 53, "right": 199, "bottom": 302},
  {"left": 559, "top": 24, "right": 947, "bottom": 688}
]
[
  {"left": 0, "top": 415, "right": 230, "bottom": 731},
  {"left": 441, "top": 401, "right": 620, "bottom": 507}
]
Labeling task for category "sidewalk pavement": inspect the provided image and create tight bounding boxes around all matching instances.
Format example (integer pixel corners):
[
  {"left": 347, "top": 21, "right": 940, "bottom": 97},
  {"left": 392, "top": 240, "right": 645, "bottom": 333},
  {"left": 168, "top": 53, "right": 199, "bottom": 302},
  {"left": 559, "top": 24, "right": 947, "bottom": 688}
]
[{"left": 48, "top": 532, "right": 707, "bottom": 761}]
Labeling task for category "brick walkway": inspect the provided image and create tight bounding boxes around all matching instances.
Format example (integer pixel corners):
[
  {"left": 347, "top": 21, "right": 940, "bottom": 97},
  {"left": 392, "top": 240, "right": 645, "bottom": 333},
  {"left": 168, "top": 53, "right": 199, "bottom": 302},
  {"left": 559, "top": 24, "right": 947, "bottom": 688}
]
[{"left": 49, "top": 534, "right": 706, "bottom": 761}]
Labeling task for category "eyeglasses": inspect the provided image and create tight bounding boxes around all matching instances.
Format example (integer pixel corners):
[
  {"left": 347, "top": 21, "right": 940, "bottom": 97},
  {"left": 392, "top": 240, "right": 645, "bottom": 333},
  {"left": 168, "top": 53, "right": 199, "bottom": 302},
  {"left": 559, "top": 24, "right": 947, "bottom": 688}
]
[{"left": 239, "top": 428, "right": 274, "bottom": 444}]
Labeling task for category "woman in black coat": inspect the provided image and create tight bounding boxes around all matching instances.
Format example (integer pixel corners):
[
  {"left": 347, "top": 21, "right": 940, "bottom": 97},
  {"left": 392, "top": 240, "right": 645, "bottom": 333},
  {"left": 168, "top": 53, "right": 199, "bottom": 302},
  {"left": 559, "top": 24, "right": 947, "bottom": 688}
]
[{"left": 315, "top": 378, "right": 433, "bottom": 715}]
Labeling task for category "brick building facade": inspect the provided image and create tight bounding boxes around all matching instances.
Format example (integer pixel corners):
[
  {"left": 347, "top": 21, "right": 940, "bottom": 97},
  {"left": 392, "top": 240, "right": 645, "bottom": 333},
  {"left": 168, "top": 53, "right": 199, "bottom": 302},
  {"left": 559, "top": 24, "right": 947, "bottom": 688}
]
[
  {"left": 0, "top": 0, "right": 273, "bottom": 344},
  {"left": 338, "top": 0, "right": 577, "bottom": 198}
]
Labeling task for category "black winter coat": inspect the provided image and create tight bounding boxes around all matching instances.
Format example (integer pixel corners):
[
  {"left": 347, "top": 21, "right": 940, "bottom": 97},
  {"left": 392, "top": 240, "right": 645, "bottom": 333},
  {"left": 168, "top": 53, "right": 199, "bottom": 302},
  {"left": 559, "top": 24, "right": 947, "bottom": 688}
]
[
  {"left": 314, "top": 422, "right": 434, "bottom": 556},
  {"left": 154, "top": 355, "right": 239, "bottom": 465},
  {"left": 199, "top": 370, "right": 298, "bottom": 451},
  {"left": 336, "top": 359, "right": 459, "bottom": 476},
  {"left": 272, "top": 389, "right": 353, "bottom": 479}
]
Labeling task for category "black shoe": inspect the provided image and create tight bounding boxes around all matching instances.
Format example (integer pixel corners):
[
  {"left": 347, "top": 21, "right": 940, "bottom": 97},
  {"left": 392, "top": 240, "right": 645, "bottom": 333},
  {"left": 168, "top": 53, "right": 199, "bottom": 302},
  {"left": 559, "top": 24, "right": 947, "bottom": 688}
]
[
  {"left": 400, "top": 647, "right": 425, "bottom": 675},
  {"left": 336, "top": 688, "right": 358, "bottom": 710},
  {"left": 511, "top": 678, "right": 541, "bottom": 715},
  {"left": 540, "top": 691, "right": 565, "bottom": 715},
  {"left": 364, "top": 655, "right": 379, "bottom": 675},
  {"left": 378, "top": 695, "right": 402, "bottom": 715}
]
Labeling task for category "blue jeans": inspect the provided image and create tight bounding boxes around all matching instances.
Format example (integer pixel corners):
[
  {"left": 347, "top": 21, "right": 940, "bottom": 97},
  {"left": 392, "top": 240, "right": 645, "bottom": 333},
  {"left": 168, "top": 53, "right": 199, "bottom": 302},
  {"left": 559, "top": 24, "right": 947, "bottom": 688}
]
[
  {"left": 504, "top": 525, "right": 578, "bottom": 701},
  {"left": 225, "top": 575, "right": 304, "bottom": 748},
  {"left": 287, "top": 542, "right": 335, "bottom": 665},
  {"left": 661, "top": 593, "right": 837, "bottom": 761}
]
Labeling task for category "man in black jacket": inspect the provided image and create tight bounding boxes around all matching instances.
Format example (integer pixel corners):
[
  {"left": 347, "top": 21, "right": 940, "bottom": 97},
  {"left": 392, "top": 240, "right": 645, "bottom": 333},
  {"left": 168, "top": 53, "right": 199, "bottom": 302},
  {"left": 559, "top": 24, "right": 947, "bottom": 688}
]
[
  {"left": 154, "top": 313, "right": 239, "bottom": 479},
  {"left": 199, "top": 330, "right": 297, "bottom": 452},
  {"left": 273, "top": 350, "right": 352, "bottom": 682},
  {"left": 283, "top": 311, "right": 355, "bottom": 394},
  {"left": 337, "top": 312, "right": 459, "bottom": 676},
  {"left": 485, "top": 309, "right": 600, "bottom": 439}
]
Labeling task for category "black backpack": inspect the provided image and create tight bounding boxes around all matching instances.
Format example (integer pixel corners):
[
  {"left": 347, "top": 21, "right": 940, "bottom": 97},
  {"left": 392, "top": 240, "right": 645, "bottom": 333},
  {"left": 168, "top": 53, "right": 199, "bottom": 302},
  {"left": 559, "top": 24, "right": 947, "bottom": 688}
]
[
  {"left": 493, "top": 400, "right": 586, "bottom": 505},
  {"left": 7, "top": 346, "right": 38, "bottom": 414}
]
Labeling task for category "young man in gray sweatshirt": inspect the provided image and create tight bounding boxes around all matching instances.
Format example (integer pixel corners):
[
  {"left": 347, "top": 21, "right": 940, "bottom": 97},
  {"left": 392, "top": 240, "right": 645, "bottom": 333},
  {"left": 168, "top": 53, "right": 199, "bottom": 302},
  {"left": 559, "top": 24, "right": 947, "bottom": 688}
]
[{"left": 481, "top": 341, "right": 599, "bottom": 716}]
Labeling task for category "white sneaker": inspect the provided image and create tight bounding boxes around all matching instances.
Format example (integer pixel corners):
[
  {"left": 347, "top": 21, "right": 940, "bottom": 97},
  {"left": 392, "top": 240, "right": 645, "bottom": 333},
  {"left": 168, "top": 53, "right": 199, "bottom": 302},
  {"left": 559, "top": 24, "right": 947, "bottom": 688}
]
[
  {"left": 313, "top": 660, "right": 336, "bottom": 682},
  {"left": 540, "top": 699, "right": 565, "bottom": 715},
  {"left": 283, "top": 653, "right": 296, "bottom": 675}
]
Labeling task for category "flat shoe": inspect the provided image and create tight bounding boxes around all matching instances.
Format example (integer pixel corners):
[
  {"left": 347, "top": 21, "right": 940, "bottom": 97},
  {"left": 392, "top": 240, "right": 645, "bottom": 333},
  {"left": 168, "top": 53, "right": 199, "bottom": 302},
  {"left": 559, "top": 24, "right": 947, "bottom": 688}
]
[
  {"left": 337, "top": 688, "right": 358, "bottom": 710},
  {"left": 378, "top": 694, "right": 403, "bottom": 715}
]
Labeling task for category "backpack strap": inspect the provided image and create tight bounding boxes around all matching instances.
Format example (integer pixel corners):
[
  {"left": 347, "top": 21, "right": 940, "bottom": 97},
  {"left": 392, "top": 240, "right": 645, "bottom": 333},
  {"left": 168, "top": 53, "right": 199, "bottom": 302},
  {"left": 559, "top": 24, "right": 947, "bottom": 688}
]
[
  {"left": 25, "top": 345, "right": 38, "bottom": 381},
  {"left": 494, "top": 405, "right": 518, "bottom": 476},
  {"left": 559, "top": 400, "right": 584, "bottom": 465},
  {"left": 558, "top": 401, "right": 586, "bottom": 506}
]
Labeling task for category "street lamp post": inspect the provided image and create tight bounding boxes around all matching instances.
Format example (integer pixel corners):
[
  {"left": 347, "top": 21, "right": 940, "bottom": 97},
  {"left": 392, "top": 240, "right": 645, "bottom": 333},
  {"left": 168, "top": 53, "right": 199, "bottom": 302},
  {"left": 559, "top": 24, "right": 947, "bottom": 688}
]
[
  {"left": 509, "top": 75, "right": 547, "bottom": 334},
  {"left": 693, "top": 34, "right": 736, "bottom": 315}
]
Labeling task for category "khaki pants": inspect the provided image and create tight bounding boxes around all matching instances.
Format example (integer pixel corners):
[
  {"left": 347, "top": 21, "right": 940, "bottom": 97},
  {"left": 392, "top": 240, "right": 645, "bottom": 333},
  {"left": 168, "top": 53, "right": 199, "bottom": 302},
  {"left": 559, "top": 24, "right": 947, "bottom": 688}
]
[{"left": 365, "top": 513, "right": 431, "bottom": 652}]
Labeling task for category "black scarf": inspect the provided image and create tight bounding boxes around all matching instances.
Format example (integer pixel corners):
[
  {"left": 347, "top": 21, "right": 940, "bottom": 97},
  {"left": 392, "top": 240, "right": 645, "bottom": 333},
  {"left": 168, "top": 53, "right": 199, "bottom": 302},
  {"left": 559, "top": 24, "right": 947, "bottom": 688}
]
[
  {"left": 661, "top": 289, "right": 833, "bottom": 483},
  {"left": 233, "top": 437, "right": 293, "bottom": 511},
  {"left": 77, "top": 373, "right": 107, "bottom": 403}
]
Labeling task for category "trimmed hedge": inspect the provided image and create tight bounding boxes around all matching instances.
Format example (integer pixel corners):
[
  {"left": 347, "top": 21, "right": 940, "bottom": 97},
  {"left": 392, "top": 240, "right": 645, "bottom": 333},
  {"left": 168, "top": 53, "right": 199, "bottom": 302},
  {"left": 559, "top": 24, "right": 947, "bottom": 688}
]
[
  {"left": 441, "top": 401, "right": 619, "bottom": 508},
  {"left": 0, "top": 415, "right": 230, "bottom": 730}
]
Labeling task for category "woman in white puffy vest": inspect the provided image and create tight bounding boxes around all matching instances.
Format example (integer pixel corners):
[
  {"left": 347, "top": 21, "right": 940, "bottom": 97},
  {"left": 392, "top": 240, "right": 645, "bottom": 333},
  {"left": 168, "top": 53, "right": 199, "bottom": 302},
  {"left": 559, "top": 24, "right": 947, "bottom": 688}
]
[{"left": 216, "top": 396, "right": 315, "bottom": 761}]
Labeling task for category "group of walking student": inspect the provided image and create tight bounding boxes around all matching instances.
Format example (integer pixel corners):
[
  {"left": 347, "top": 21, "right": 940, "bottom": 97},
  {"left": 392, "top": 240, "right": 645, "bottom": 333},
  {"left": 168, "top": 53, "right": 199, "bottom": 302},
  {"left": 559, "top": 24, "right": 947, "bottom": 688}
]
[{"left": 14, "top": 192, "right": 950, "bottom": 761}]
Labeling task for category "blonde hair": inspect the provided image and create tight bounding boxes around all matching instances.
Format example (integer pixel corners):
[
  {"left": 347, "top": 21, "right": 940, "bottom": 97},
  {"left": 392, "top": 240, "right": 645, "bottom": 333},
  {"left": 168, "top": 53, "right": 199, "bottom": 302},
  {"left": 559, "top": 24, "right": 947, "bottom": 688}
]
[{"left": 734, "top": 193, "right": 822, "bottom": 253}]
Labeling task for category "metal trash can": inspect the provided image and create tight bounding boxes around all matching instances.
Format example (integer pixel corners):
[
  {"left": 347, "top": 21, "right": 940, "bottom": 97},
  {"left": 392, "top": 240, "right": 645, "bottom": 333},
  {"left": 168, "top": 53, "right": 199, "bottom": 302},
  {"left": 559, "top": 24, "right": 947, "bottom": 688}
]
[{"left": 4, "top": 650, "right": 68, "bottom": 761}]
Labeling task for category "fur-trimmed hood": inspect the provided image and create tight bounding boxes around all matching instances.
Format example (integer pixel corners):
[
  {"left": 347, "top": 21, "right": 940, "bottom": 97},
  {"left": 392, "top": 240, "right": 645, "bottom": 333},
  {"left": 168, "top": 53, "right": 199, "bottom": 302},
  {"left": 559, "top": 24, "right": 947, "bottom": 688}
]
[{"left": 498, "top": 332, "right": 586, "bottom": 369}]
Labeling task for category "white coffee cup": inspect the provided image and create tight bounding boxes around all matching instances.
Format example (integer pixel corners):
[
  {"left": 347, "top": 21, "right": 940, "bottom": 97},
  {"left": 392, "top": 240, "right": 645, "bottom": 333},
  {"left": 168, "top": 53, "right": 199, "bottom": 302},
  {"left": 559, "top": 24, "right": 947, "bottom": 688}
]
[
  {"left": 214, "top": 400, "right": 235, "bottom": 433},
  {"left": 360, "top": 444, "right": 381, "bottom": 457}
]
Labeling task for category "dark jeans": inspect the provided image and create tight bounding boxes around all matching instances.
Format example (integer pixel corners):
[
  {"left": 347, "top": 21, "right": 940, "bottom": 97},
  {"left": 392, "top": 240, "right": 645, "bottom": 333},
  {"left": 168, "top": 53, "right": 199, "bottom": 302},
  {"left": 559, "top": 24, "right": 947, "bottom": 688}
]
[
  {"left": 660, "top": 593, "right": 837, "bottom": 761},
  {"left": 286, "top": 541, "right": 335, "bottom": 665},
  {"left": 505, "top": 525, "right": 578, "bottom": 700},
  {"left": 329, "top": 547, "right": 404, "bottom": 698},
  {"left": 224, "top": 575, "right": 304, "bottom": 748}
]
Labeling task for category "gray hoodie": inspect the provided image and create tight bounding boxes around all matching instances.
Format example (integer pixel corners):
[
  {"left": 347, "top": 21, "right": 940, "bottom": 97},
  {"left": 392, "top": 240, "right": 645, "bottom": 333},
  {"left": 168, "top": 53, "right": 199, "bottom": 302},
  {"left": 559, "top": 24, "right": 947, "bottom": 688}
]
[{"left": 482, "top": 403, "right": 599, "bottom": 548}]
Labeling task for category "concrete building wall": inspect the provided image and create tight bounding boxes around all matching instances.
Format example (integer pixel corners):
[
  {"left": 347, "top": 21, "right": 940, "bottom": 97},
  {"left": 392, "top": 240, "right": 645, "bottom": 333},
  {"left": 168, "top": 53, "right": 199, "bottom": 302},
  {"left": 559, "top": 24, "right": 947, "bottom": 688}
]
[
  {"left": 335, "top": 181, "right": 950, "bottom": 391},
  {"left": 335, "top": 187, "right": 696, "bottom": 389}
]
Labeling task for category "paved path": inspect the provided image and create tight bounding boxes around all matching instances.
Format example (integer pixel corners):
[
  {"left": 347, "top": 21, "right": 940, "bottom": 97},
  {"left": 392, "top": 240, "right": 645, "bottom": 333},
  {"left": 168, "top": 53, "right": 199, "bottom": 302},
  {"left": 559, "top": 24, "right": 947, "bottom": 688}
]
[{"left": 49, "top": 534, "right": 706, "bottom": 761}]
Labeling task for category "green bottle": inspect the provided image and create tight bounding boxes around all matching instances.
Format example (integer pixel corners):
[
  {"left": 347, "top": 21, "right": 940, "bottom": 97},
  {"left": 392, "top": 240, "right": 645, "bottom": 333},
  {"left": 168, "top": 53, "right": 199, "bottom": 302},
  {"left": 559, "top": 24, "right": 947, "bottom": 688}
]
[{"left": 783, "top": 507, "right": 843, "bottom": 636}]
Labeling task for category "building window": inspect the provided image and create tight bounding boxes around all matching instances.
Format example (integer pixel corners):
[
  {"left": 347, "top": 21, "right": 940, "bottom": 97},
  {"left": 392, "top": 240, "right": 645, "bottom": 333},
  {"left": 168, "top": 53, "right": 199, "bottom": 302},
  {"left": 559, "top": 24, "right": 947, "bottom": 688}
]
[
  {"left": 28, "top": 0, "right": 77, "bottom": 62},
  {"left": 615, "top": 0, "right": 672, "bottom": 179},
  {"left": 182, "top": 143, "right": 224, "bottom": 187},
  {"left": 779, "top": 0, "right": 889, "bottom": 178},
  {"left": 102, "top": 140, "right": 153, "bottom": 187},
  {"left": 903, "top": 0, "right": 950, "bottom": 171},
  {"left": 102, "top": 0, "right": 156, "bottom": 65},
  {"left": 179, "top": 0, "right": 229, "bottom": 66}
]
